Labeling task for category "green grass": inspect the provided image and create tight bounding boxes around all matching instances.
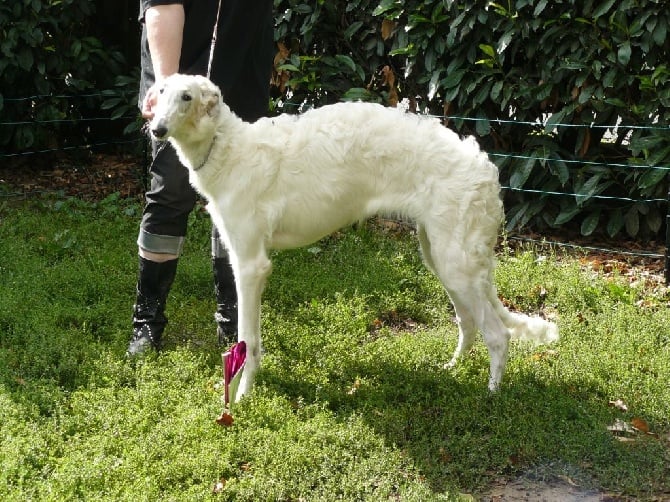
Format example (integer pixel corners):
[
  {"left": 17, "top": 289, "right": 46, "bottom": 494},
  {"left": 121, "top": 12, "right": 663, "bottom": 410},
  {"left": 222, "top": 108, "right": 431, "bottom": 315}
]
[{"left": 0, "top": 195, "right": 669, "bottom": 500}]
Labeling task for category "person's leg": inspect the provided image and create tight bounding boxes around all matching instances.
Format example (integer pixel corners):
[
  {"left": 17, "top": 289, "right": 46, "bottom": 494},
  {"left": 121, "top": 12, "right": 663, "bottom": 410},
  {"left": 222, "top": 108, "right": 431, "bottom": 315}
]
[
  {"left": 128, "top": 142, "right": 197, "bottom": 355},
  {"left": 212, "top": 226, "right": 237, "bottom": 346}
]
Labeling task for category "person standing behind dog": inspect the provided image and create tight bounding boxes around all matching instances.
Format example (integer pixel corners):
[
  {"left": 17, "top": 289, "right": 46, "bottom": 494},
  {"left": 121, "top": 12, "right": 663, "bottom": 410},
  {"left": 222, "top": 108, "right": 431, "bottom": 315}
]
[{"left": 128, "top": 0, "right": 274, "bottom": 355}]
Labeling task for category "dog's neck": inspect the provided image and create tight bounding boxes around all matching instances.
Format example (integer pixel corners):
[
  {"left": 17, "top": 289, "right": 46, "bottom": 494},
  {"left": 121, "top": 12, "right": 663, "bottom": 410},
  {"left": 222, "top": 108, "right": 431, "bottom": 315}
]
[
  {"left": 171, "top": 102, "right": 241, "bottom": 175},
  {"left": 192, "top": 134, "right": 217, "bottom": 171},
  {"left": 169, "top": 129, "right": 217, "bottom": 172}
]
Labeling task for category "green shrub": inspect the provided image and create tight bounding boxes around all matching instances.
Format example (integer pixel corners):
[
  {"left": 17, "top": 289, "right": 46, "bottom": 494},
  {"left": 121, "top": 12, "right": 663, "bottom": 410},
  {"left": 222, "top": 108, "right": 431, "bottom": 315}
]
[
  {"left": 0, "top": 0, "right": 133, "bottom": 154},
  {"left": 273, "top": 0, "right": 670, "bottom": 239},
  {"left": 4, "top": 1, "right": 668, "bottom": 238}
]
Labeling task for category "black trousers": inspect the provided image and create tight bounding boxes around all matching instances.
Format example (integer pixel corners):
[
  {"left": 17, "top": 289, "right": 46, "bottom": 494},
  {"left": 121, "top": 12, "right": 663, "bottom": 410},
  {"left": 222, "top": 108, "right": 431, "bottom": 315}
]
[{"left": 137, "top": 0, "right": 273, "bottom": 256}]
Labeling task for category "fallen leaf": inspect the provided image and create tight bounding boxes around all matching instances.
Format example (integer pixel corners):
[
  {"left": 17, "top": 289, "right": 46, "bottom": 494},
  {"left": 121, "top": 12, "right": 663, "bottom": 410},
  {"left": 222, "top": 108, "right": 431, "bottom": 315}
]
[
  {"left": 607, "top": 418, "right": 635, "bottom": 434},
  {"left": 532, "top": 284, "right": 548, "bottom": 300},
  {"left": 557, "top": 474, "right": 579, "bottom": 487},
  {"left": 630, "top": 417, "right": 649, "bottom": 434},
  {"left": 215, "top": 412, "right": 234, "bottom": 427},
  {"left": 212, "top": 479, "right": 226, "bottom": 494}
]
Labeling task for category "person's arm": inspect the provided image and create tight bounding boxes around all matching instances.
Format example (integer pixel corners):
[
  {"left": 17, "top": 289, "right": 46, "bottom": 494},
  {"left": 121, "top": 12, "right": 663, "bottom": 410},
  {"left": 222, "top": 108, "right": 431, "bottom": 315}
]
[
  {"left": 145, "top": 3, "right": 184, "bottom": 79},
  {"left": 142, "top": 3, "right": 185, "bottom": 118}
]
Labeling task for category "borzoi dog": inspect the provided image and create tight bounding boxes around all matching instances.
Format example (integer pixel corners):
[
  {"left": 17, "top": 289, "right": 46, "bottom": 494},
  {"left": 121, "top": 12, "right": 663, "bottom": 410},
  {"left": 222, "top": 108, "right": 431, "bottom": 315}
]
[{"left": 149, "top": 74, "right": 558, "bottom": 401}]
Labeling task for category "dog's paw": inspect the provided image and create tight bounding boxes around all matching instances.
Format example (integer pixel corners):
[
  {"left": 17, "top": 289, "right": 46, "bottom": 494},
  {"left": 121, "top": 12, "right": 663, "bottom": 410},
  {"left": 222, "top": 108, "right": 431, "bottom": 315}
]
[
  {"left": 443, "top": 357, "right": 459, "bottom": 370},
  {"left": 235, "top": 376, "right": 253, "bottom": 403}
]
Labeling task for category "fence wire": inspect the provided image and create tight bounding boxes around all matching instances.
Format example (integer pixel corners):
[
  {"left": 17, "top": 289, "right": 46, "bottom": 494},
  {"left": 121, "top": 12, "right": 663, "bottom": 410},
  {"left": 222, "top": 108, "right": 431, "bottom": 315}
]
[{"left": 1, "top": 93, "right": 668, "bottom": 280}]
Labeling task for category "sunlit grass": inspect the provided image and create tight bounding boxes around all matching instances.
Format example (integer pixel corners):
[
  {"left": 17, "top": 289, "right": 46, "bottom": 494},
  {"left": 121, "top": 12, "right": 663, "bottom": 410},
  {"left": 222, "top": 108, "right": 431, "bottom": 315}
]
[{"left": 0, "top": 196, "right": 668, "bottom": 500}]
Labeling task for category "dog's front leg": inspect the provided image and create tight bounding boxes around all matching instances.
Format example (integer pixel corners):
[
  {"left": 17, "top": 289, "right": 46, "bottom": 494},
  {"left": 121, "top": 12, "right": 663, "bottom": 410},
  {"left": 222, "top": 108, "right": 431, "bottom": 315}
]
[{"left": 232, "top": 247, "right": 272, "bottom": 401}]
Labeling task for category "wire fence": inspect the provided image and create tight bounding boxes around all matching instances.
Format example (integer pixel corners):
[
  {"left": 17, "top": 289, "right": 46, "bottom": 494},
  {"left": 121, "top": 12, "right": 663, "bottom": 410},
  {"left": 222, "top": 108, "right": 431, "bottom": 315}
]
[
  {"left": 2, "top": 138, "right": 143, "bottom": 158},
  {"left": 445, "top": 113, "right": 669, "bottom": 284},
  {"left": 1, "top": 91, "right": 668, "bottom": 282},
  {"left": 0, "top": 90, "right": 144, "bottom": 159}
]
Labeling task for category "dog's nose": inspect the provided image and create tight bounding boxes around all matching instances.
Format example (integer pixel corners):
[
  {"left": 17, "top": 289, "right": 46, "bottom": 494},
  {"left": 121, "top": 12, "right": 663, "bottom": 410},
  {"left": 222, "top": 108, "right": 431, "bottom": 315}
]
[{"left": 151, "top": 124, "right": 168, "bottom": 138}]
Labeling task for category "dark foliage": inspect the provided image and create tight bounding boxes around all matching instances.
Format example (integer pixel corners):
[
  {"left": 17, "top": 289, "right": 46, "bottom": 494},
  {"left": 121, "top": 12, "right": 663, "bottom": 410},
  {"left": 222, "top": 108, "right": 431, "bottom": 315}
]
[
  {"left": 3, "top": 0, "right": 668, "bottom": 238},
  {"left": 0, "top": 0, "right": 139, "bottom": 157},
  {"left": 272, "top": 0, "right": 670, "bottom": 238}
]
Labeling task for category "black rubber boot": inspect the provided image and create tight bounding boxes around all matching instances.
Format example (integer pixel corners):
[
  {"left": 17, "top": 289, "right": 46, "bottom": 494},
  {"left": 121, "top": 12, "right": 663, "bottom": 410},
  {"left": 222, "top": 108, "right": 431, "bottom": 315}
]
[
  {"left": 213, "top": 256, "right": 238, "bottom": 347},
  {"left": 127, "top": 256, "right": 179, "bottom": 356}
]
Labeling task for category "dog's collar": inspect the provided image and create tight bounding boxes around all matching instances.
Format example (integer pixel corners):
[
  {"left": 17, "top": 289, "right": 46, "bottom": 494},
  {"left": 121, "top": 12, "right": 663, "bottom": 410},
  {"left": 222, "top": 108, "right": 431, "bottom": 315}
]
[{"left": 193, "top": 135, "right": 217, "bottom": 171}]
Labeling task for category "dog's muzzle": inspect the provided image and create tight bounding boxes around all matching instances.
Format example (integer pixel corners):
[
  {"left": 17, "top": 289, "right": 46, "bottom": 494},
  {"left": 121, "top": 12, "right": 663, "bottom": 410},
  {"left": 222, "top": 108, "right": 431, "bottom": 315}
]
[{"left": 150, "top": 123, "right": 168, "bottom": 140}]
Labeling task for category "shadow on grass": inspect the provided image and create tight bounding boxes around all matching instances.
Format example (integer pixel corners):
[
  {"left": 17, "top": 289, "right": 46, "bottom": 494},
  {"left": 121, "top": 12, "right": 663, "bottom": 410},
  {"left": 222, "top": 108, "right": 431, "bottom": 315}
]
[
  {"left": 202, "top": 225, "right": 664, "bottom": 494},
  {"left": 259, "top": 352, "right": 662, "bottom": 496}
]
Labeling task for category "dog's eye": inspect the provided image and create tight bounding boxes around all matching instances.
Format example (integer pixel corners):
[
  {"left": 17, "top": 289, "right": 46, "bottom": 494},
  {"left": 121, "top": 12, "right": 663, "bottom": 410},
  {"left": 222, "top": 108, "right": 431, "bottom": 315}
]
[{"left": 182, "top": 93, "right": 192, "bottom": 102}]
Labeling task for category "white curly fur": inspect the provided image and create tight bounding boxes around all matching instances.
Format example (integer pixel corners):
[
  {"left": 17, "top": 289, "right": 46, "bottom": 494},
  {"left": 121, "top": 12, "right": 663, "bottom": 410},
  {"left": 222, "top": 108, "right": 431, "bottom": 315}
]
[{"left": 150, "top": 74, "right": 559, "bottom": 401}]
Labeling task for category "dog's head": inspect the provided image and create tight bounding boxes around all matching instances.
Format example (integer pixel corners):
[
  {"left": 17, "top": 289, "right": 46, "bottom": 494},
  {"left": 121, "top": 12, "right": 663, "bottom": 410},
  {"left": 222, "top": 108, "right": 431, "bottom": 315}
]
[{"left": 149, "top": 74, "right": 222, "bottom": 142}]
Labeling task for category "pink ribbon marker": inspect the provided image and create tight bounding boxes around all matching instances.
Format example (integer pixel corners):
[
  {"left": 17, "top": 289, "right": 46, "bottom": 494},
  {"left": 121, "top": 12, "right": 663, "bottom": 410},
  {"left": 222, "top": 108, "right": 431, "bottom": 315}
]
[{"left": 223, "top": 341, "right": 246, "bottom": 409}]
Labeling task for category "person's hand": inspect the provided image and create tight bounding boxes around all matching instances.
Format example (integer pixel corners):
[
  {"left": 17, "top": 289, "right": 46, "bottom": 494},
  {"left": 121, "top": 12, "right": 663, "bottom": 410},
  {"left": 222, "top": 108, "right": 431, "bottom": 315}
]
[{"left": 141, "top": 83, "right": 160, "bottom": 119}]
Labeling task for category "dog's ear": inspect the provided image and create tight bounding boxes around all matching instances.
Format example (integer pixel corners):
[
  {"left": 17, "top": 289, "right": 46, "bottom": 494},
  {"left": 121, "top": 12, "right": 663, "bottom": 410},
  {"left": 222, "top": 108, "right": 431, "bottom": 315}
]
[{"left": 201, "top": 88, "right": 221, "bottom": 118}]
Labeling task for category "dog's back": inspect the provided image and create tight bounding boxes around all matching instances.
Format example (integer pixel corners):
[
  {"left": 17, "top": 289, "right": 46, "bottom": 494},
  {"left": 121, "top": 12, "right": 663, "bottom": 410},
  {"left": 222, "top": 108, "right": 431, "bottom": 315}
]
[{"left": 239, "top": 102, "right": 502, "bottom": 240}]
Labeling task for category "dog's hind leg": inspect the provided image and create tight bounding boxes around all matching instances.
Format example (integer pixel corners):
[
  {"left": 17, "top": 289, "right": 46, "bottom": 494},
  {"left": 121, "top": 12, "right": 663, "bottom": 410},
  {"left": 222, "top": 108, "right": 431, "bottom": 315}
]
[
  {"left": 419, "top": 225, "right": 479, "bottom": 365},
  {"left": 444, "top": 295, "right": 478, "bottom": 369},
  {"left": 445, "top": 278, "right": 510, "bottom": 390},
  {"left": 477, "top": 298, "right": 511, "bottom": 390},
  {"left": 229, "top": 245, "right": 273, "bottom": 401},
  {"left": 419, "top": 225, "right": 479, "bottom": 364},
  {"left": 422, "top": 226, "right": 510, "bottom": 390}
]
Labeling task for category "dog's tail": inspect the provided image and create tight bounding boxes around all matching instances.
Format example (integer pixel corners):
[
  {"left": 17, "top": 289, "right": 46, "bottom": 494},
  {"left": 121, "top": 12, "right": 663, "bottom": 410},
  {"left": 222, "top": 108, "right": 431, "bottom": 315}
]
[{"left": 491, "top": 290, "right": 559, "bottom": 345}]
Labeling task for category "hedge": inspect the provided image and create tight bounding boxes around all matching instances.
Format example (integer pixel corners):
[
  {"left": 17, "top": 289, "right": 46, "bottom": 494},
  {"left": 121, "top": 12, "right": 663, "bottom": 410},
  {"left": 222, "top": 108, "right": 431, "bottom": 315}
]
[
  {"left": 273, "top": 0, "right": 670, "bottom": 239},
  {"left": 2, "top": 0, "right": 668, "bottom": 238},
  {"left": 0, "top": 0, "right": 136, "bottom": 156}
]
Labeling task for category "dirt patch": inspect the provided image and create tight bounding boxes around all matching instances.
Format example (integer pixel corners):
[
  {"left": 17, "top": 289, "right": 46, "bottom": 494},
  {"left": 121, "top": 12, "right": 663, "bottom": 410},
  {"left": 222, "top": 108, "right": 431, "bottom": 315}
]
[
  {"left": 0, "top": 153, "right": 146, "bottom": 201},
  {"left": 481, "top": 476, "right": 607, "bottom": 501},
  {"left": 476, "top": 460, "right": 658, "bottom": 501}
]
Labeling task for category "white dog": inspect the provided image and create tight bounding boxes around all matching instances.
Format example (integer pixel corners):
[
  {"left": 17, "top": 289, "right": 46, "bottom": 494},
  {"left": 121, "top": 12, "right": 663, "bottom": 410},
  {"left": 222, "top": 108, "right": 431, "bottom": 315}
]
[{"left": 149, "top": 74, "right": 558, "bottom": 401}]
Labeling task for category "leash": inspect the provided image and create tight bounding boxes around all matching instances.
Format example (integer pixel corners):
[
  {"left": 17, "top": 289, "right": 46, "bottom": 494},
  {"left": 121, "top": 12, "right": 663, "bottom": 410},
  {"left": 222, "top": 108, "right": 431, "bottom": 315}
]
[
  {"left": 184, "top": 0, "right": 223, "bottom": 170},
  {"left": 207, "top": 0, "right": 224, "bottom": 79},
  {"left": 150, "top": 0, "right": 223, "bottom": 161}
]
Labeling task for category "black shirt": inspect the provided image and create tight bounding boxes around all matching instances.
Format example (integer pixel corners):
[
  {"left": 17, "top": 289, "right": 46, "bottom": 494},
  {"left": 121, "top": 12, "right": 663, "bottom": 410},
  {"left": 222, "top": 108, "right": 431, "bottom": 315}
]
[{"left": 138, "top": 0, "right": 273, "bottom": 121}]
